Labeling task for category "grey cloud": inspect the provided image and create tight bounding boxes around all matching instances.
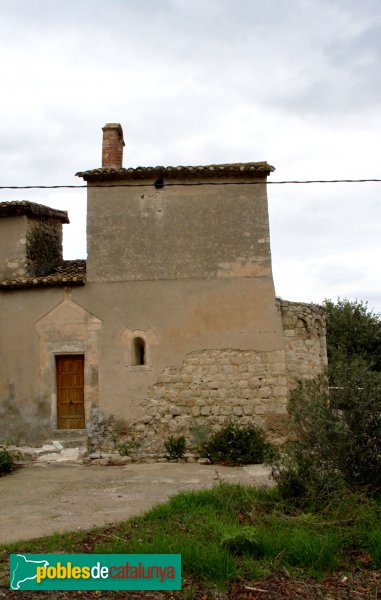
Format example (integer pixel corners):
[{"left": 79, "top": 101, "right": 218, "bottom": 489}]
[{"left": 0, "top": 0, "right": 380, "bottom": 312}]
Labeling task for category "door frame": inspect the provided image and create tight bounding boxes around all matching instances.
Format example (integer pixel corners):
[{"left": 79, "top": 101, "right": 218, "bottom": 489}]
[{"left": 52, "top": 351, "right": 87, "bottom": 431}]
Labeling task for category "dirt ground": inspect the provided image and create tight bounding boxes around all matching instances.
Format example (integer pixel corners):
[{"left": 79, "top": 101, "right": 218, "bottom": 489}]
[
  {"left": 0, "top": 462, "right": 273, "bottom": 544},
  {"left": 2, "top": 464, "right": 380, "bottom": 598}
]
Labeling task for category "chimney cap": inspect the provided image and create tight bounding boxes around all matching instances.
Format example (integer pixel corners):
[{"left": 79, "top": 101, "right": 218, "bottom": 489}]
[{"left": 102, "top": 122, "right": 125, "bottom": 144}]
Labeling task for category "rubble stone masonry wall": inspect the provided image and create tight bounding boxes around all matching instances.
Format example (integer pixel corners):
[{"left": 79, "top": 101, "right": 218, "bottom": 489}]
[
  {"left": 26, "top": 217, "right": 63, "bottom": 277},
  {"left": 0, "top": 216, "right": 63, "bottom": 281},
  {"left": 113, "top": 301, "right": 328, "bottom": 459},
  {"left": 277, "top": 300, "right": 327, "bottom": 383},
  {"left": 129, "top": 348, "right": 289, "bottom": 458}
]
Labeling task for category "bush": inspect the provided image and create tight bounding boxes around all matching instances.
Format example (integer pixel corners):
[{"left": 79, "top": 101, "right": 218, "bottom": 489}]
[
  {"left": 200, "top": 421, "right": 274, "bottom": 465},
  {"left": 117, "top": 434, "right": 140, "bottom": 456},
  {"left": 273, "top": 364, "right": 381, "bottom": 504},
  {"left": 164, "top": 435, "right": 187, "bottom": 460},
  {"left": 0, "top": 447, "right": 14, "bottom": 476}
]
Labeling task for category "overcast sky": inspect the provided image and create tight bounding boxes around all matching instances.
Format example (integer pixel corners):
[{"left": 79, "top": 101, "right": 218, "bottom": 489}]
[{"left": 1, "top": 0, "right": 380, "bottom": 312}]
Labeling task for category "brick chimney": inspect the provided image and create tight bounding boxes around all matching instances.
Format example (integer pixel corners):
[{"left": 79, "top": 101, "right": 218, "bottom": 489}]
[{"left": 102, "top": 123, "right": 125, "bottom": 169}]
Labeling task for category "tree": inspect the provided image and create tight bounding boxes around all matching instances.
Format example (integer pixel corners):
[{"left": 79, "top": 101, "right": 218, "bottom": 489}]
[
  {"left": 323, "top": 298, "right": 381, "bottom": 374},
  {"left": 272, "top": 299, "right": 381, "bottom": 503}
]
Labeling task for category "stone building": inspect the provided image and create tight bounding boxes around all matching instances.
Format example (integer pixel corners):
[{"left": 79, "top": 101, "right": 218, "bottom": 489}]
[{"left": 0, "top": 123, "right": 327, "bottom": 458}]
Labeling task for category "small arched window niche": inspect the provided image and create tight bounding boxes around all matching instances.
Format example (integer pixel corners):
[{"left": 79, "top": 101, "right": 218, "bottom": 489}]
[
  {"left": 120, "top": 328, "right": 155, "bottom": 371},
  {"left": 131, "top": 336, "right": 146, "bottom": 367}
]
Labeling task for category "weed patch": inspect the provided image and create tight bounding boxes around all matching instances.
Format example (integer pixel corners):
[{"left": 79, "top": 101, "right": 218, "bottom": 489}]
[
  {"left": 2, "top": 483, "right": 381, "bottom": 591},
  {"left": 0, "top": 446, "right": 14, "bottom": 476}
]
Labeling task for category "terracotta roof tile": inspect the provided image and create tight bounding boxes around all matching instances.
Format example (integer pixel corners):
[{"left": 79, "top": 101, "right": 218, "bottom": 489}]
[
  {"left": 0, "top": 260, "right": 86, "bottom": 290},
  {"left": 76, "top": 162, "right": 275, "bottom": 182},
  {"left": 0, "top": 201, "right": 69, "bottom": 223}
]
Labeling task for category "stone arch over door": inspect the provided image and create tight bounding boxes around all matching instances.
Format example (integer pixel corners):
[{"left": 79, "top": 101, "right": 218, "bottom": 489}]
[{"left": 35, "top": 292, "right": 102, "bottom": 430}]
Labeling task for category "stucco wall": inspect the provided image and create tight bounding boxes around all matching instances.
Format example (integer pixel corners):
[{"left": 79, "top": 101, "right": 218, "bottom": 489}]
[
  {"left": 87, "top": 178, "right": 271, "bottom": 282},
  {"left": 0, "top": 286, "right": 62, "bottom": 444},
  {"left": 0, "top": 216, "right": 28, "bottom": 280},
  {"left": 0, "top": 272, "right": 286, "bottom": 447},
  {"left": 0, "top": 173, "right": 327, "bottom": 453},
  {"left": 0, "top": 283, "right": 327, "bottom": 452}
]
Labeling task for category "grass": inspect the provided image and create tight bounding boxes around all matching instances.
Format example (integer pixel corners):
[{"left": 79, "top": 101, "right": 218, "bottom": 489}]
[{"left": 2, "top": 483, "right": 381, "bottom": 591}]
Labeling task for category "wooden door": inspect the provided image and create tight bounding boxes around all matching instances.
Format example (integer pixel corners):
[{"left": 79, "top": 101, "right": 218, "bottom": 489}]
[{"left": 56, "top": 355, "right": 85, "bottom": 429}]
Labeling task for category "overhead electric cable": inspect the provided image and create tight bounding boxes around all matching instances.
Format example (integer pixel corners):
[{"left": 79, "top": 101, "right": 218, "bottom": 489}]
[{"left": 0, "top": 179, "right": 381, "bottom": 190}]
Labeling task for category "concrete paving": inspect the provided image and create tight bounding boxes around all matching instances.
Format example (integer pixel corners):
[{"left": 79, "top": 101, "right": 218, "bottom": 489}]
[{"left": 0, "top": 462, "right": 273, "bottom": 544}]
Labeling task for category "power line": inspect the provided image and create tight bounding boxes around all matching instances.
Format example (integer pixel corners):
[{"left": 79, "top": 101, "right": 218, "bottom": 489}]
[{"left": 0, "top": 179, "right": 380, "bottom": 190}]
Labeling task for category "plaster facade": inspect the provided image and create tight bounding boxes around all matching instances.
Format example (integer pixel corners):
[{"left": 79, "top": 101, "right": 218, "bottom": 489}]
[{"left": 0, "top": 124, "right": 327, "bottom": 456}]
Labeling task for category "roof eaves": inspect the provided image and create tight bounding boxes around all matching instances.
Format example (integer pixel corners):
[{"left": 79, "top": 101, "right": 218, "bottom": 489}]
[
  {"left": 0, "top": 201, "right": 69, "bottom": 223},
  {"left": 76, "top": 162, "right": 275, "bottom": 182},
  {"left": 0, "top": 260, "right": 86, "bottom": 291}
]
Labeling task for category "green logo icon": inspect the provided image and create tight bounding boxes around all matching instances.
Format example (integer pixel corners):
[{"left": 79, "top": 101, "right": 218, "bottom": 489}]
[{"left": 10, "top": 554, "right": 181, "bottom": 591}]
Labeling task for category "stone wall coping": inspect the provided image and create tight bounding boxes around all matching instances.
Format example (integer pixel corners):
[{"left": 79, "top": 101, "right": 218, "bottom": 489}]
[{"left": 276, "top": 298, "right": 325, "bottom": 313}]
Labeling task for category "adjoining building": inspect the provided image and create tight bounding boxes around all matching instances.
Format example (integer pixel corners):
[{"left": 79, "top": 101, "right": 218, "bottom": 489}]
[{"left": 0, "top": 124, "right": 326, "bottom": 457}]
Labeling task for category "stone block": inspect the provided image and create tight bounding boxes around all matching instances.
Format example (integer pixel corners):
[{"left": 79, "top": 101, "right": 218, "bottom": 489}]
[
  {"left": 36, "top": 444, "right": 58, "bottom": 455},
  {"left": 231, "top": 356, "right": 243, "bottom": 366},
  {"left": 37, "top": 452, "right": 59, "bottom": 462},
  {"left": 90, "top": 458, "right": 111, "bottom": 466},
  {"left": 259, "top": 387, "right": 272, "bottom": 398},
  {"left": 60, "top": 448, "right": 81, "bottom": 461},
  {"left": 207, "top": 381, "right": 220, "bottom": 389},
  {"left": 109, "top": 454, "right": 132, "bottom": 465},
  {"left": 51, "top": 441, "right": 64, "bottom": 451},
  {"left": 273, "top": 386, "right": 288, "bottom": 397},
  {"left": 248, "top": 377, "right": 260, "bottom": 388}
]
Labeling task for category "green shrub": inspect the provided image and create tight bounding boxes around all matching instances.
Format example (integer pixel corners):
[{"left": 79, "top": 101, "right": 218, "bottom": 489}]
[
  {"left": 117, "top": 440, "right": 133, "bottom": 456},
  {"left": 0, "top": 447, "right": 14, "bottom": 476},
  {"left": 164, "top": 435, "right": 186, "bottom": 460},
  {"left": 273, "top": 364, "right": 381, "bottom": 505},
  {"left": 116, "top": 432, "right": 141, "bottom": 457},
  {"left": 200, "top": 420, "right": 273, "bottom": 465}
]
